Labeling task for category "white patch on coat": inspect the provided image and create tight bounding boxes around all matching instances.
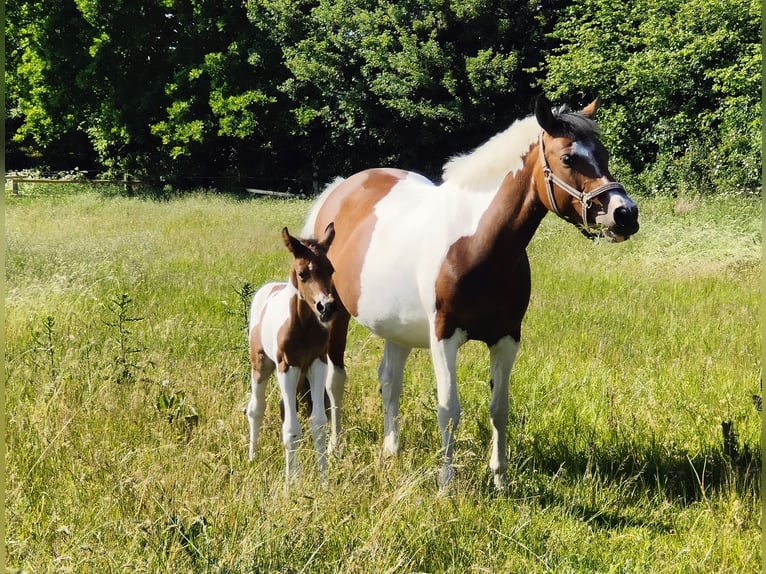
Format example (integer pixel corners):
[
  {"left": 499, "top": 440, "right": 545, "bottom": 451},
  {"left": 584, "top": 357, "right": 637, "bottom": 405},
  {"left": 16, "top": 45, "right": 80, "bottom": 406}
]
[
  {"left": 248, "top": 281, "right": 297, "bottom": 361},
  {"left": 354, "top": 174, "right": 495, "bottom": 348}
]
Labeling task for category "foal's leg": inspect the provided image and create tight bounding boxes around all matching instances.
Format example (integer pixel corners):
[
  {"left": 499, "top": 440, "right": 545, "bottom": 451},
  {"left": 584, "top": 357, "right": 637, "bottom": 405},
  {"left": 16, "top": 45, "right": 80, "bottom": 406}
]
[
  {"left": 307, "top": 359, "right": 330, "bottom": 478},
  {"left": 378, "top": 340, "right": 411, "bottom": 457},
  {"left": 488, "top": 336, "right": 520, "bottom": 490},
  {"left": 247, "top": 355, "right": 275, "bottom": 461},
  {"left": 276, "top": 366, "right": 302, "bottom": 484},
  {"left": 429, "top": 328, "right": 467, "bottom": 490},
  {"left": 325, "top": 309, "right": 349, "bottom": 454}
]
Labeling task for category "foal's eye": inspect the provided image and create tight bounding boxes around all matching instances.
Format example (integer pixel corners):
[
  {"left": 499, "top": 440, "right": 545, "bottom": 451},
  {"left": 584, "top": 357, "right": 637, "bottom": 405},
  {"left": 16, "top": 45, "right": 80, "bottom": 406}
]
[
  {"left": 560, "top": 154, "right": 572, "bottom": 166},
  {"left": 298, "top": 270, "right": 309, "bottom": 282}
]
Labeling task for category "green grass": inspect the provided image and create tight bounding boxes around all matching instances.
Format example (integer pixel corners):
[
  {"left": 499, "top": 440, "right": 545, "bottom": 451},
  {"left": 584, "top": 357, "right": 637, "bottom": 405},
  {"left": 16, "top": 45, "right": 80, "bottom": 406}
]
[{"left": 5, "top": 187, "right": 762, "bottom": 573}]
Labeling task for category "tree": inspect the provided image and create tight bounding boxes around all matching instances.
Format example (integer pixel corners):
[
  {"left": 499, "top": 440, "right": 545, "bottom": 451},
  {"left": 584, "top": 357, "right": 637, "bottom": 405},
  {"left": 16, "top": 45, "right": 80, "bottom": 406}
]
[
  {"left": 542, "top": 0, "right": 761, "bottom": 194},
  {"left": 6, "top": 0, "right": 99, "bottom": 169},
  {"left": 249, "top": 0, "right": 548, "bottom": 183}
]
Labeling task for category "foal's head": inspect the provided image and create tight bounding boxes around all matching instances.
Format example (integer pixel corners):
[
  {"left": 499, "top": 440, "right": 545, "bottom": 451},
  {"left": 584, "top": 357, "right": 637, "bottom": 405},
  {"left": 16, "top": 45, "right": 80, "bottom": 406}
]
[
  {"left": 534, "top": 95, "right": 639, "bottom": 241},
  {"left": 282, "top": 223, "right": 337, "bottom": 323}
]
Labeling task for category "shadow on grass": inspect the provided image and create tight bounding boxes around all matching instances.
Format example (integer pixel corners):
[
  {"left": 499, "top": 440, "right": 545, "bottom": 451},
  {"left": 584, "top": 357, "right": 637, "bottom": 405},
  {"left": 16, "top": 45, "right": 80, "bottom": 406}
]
[{"left": 501, "top": 428, "right": 761, "bottom": 510}]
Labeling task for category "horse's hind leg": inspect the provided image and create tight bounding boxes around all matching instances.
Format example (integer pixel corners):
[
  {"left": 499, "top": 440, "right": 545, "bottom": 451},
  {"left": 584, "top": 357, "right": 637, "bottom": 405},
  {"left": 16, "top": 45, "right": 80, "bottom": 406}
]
[
  {"left": 488, "top": 336, "right": 520, "bottom": 490},
  {"left": 378, "top": 339, "right": 411, "bottom": 457},
  {"left": 325, "top": 308, "right": 350, "bottom": 455},
  {"left": 247, "top": 355, "right": 274, "bottom": 461}
]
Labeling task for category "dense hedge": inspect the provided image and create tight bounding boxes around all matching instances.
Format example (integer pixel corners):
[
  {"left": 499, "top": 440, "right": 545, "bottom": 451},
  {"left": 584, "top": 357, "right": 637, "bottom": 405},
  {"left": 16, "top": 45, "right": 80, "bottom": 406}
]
[{"left": 6, "top": 0, "right": 761, "bottom": 194}]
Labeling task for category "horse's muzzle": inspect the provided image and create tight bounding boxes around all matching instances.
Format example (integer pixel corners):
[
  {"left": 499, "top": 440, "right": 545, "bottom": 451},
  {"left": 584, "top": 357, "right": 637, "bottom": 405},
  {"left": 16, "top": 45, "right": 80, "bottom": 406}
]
[{"left": 610, "top": 204, "right": 639, "bottom": 238}]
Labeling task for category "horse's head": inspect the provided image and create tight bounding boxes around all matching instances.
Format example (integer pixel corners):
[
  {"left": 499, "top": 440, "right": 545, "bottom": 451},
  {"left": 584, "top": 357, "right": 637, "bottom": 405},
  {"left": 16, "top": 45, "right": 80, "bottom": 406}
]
[
  {"left": 534, "top": 95, "right": 639, "bottom": 242},
  {"left": 283, "top": 223, "right": 337, "bottom": 323}
]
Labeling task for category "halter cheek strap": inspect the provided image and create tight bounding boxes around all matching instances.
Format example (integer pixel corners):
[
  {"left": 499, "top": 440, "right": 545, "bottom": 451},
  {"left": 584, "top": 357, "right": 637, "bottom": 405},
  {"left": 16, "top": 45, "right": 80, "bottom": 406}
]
[{"left": 539, "top": 131, "right": 625, "bottom": 238}]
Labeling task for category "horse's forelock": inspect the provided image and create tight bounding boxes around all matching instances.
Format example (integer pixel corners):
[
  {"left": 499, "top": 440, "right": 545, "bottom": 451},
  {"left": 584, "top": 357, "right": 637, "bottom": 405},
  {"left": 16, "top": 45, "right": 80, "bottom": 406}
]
[{"left": 552, "top": 106, "right": 600, "bottom": 141}]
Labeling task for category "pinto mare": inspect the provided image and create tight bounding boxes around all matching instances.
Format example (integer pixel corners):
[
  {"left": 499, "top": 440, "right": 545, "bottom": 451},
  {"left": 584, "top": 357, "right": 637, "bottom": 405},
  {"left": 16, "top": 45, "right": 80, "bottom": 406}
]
[
  {"left": 302, "top": 96, "right": 640, "bottom": 490},
  {"left": 246, "top": 224, "right": 338, "bottom": 484}
]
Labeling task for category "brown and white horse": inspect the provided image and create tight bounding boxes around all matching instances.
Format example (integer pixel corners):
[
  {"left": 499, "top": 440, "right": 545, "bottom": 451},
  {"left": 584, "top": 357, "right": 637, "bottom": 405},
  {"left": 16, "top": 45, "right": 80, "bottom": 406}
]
[
  {"left": 302, "top": 96, "right": 639, "bottom": 490},
  {"left": 246, "top": 224, "right": 339, "bottom": 484}
]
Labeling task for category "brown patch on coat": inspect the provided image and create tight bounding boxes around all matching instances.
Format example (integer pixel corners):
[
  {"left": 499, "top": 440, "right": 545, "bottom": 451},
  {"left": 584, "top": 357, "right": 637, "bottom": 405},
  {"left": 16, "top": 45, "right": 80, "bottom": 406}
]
[
  {"left": 313, "top": 168, "right": 409, "bottom": 317},
  {"left": 275, "top": 294, "right": 330, "bottom": 373},
  {"left": 434, "top": 155, "right": 545, "bottom": 346}
]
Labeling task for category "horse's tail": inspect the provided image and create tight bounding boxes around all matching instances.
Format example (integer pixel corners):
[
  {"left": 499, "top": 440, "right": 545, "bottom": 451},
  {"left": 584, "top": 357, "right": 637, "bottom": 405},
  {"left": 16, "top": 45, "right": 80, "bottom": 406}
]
[{"left": 301, "top": 176, "right": 346, "bottom": 239}]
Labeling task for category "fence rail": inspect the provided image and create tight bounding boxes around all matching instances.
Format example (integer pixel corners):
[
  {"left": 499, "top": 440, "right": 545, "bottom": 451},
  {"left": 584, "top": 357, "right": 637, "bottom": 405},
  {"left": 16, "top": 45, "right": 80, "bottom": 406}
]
[
  {"left": 5, "top": 174, "right": 308, "bottom": 197},
  {"left": 6, "top": 177, "right": 141, "bottom": 195}
]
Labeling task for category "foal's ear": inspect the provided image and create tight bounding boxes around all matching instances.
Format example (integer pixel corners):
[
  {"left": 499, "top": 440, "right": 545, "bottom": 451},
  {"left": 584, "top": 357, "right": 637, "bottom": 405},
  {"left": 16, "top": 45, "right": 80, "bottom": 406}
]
[
  {"left": 534, "top": 94, "right": 558, "bottom": 134},
  {"left": 282, "top": 227, "right": 305, "bottom": 257},
  {"left": 580, "top": 97, "right": 600, "bottom": 119},
  {"left": 318, "top": 222, "right": 335, "bottom": 249}
]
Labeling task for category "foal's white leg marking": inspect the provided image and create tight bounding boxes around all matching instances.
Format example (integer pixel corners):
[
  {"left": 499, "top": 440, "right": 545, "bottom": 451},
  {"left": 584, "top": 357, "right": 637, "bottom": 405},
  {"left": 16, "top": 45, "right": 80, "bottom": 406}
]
[
  {"left": 247, "top": 368, "right": 270, "bottom": 461},
  {"left": 488, "top": 336, "right": 520, "bottom": 490},
  {"left": 325, "top": 358, "right": 346, "bottom": 455},
  {"left": 307, "top": 359, "right": 329, "bottom": 479},
  {"left": 277, "top": 366, "right": 302, "bottom": 484},
  {"left": 378, "top": 340, "right": 412, "bottom": 457},
  {"left": 430, "top": 328, "right": 467, "bottom": 489}
]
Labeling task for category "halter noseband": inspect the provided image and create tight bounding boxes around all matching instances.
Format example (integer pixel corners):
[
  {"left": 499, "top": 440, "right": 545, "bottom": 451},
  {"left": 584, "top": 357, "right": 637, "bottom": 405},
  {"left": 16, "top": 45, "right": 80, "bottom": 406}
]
[{"left": 538, "top": 131, "right": 625, "bottom": 239}]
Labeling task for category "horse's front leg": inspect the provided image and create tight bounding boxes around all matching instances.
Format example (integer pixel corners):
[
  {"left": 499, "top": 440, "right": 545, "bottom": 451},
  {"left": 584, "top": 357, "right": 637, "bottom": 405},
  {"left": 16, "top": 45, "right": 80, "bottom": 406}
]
[
  {"left": 488, "top": 336, "right": 520, "bottom": 491},
  {"left": 306, "top": 359, "right": 330, "bottom": 479},
  {"left": 277, "top": 366, "right": 302, "bottom": 485},
  {"left": 378, "top": 340, "right": 411, "bottom": 457},
  {"left": 429, "top": 328, "right": 467, "bottom": 491},
  {"left": 325, "top": 309, "right": 349, "bottom": 455}
]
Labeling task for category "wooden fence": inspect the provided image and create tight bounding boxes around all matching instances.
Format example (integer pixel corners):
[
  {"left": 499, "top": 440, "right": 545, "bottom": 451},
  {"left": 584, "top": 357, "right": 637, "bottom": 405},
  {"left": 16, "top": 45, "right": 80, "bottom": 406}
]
[{"left": 6, "top": 177, "right": 141, "bottom": 195}]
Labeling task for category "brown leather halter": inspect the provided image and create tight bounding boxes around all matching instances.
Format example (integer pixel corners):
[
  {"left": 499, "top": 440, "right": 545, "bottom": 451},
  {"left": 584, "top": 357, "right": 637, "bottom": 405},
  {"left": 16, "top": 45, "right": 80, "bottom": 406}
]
[{"left": 539, "top": 131, "right": 625, "bottom": 239}]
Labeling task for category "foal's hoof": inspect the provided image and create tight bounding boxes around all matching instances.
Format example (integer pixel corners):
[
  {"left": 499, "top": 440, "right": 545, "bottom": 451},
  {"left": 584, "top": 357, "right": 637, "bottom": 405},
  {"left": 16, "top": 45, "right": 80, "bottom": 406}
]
[
  {"left": 493, "top": 472, "right": 509, "bottom": 492},
  {"left": 436, "top": 465, "right": 455, "bottom": 495},
  {"left": 327, "top": 438, "right": 344, "bottom": 458}
]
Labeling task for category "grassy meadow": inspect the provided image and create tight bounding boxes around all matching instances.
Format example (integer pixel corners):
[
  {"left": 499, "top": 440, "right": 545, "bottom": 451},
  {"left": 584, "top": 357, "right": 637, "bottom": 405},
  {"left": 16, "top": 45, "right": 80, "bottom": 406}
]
[{"left": 5, "top": 185, "right": 762, "bottom": 573}]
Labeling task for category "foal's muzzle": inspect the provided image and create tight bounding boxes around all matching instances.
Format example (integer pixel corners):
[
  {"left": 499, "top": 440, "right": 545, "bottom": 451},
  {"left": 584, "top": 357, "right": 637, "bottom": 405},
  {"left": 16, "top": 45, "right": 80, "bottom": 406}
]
[{"left": 316, "top": 299, "right": 337, "bottom": 323}]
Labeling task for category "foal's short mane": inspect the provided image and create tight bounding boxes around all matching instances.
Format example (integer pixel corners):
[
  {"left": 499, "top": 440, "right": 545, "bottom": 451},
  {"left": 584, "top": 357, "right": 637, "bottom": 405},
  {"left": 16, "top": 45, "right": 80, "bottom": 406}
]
[{"left": 441, "top": 106, "right": 600, "bottom": 193}]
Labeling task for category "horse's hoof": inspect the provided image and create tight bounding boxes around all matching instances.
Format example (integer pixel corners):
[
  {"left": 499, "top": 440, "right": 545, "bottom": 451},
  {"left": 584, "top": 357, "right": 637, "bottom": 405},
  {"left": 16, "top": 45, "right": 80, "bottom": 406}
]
[{"left": 381, "top": 435, "right": 400, "bottom": 458}]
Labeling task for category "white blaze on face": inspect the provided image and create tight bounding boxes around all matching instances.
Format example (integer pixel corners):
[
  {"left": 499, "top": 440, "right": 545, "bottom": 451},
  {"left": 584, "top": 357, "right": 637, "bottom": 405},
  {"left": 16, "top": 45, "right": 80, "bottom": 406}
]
[{"left": 571, "top": 140, "right": 602, "bottom": 177}]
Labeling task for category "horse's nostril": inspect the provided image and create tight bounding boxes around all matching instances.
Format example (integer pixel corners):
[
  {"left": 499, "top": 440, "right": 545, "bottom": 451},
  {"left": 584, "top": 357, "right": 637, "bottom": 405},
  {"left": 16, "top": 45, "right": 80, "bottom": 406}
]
[
  {"left": 316, "top": 301, "right": 325, "bottom": 313},
  {"left": 614, "top": 205, "right": 638, "bottom": 227},
  {"left": 324, "top": 300, "right": 336, "bottom": 316}
]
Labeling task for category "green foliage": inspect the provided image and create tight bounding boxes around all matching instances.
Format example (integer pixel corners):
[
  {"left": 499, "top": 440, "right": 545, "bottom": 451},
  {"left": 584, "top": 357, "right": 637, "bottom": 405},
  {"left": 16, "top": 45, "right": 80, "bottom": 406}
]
[
  {"left": 102, "top": 293, "right": 145, "bottom": 384},
  {"left": 5, "top": 191, "right": 761, "bottom": 571},
  {"left": 5, "top": 0, "right": 761, "bottom": 194},
  {"left": 256, "top": 0, "right": 542, "bottom": 177},
  {"left": 542, "top": 0, "right": 761, "bottom": 195}
]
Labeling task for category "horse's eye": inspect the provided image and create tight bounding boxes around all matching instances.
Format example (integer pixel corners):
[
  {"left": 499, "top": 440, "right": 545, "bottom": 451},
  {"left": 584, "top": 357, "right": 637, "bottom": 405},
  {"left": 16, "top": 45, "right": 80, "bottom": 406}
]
[
  {"left": 298, "top": 270, "right": 308, "bottom": 282},
  {"left": 560, "top": 154, "right": 572, "bottom": 166}
]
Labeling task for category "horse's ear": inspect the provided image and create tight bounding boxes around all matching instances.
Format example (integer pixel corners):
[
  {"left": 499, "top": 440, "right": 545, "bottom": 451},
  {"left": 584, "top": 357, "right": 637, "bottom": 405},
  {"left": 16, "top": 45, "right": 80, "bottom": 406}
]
[
  {"left": 318, "top": 222, "right": 335, "bottom": 249},
  {"left": 282, "top": 227, "right": 305, "bottom": 257},
  {"left": 534, "top": 94, "right": 558, "bottom": 134},
  {"left": 581, "top": 97, "right": 600, "bottom": 119}
]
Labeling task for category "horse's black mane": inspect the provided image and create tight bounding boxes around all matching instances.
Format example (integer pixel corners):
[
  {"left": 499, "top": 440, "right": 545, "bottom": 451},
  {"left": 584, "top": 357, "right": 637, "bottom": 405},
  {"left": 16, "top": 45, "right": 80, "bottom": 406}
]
[{"left": 553, "top": 105, "right": 600, "bottom": 140}]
